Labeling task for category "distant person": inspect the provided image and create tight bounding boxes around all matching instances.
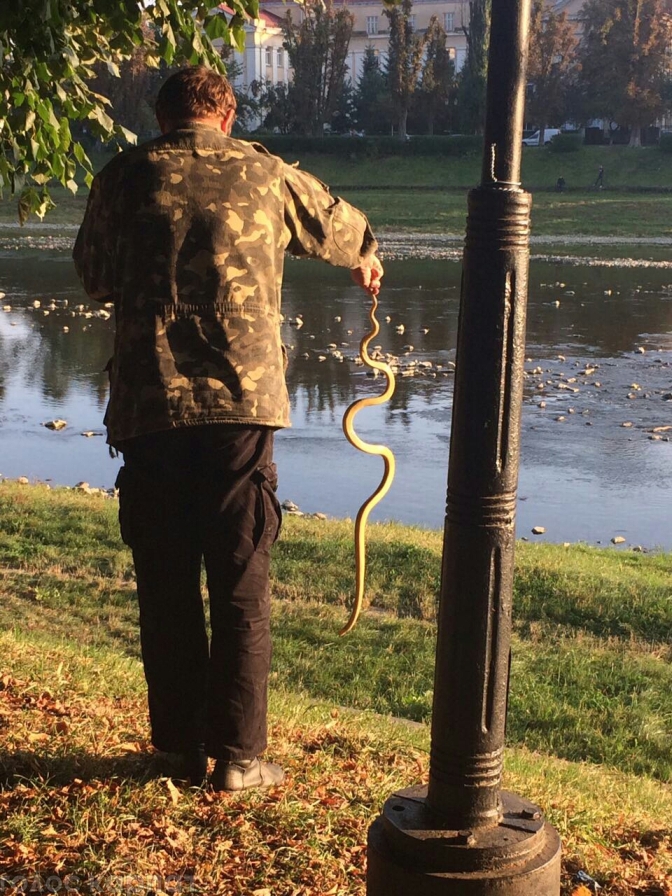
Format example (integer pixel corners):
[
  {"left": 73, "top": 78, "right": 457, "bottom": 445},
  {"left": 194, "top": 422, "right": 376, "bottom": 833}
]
[
  {"left": 555, "top": 176, "right": 566, "bottom": 192},
  {"left": 73, "top": 65, "right": 383, "bottom": 792},
  {"left": 594, "top": 165, "right": 604, "bottom": 189}
]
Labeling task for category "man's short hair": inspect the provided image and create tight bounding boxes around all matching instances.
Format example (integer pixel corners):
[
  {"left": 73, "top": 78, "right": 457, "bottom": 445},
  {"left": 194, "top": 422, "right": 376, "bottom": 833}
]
[{"left": 156, "top": 65, "right": 237, "bottom": 125}]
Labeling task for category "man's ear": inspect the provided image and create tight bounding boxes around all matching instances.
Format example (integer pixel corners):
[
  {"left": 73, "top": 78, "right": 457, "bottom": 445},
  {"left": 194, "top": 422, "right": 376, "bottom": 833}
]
[{"left": 221, "top": 108, "right": 236, "bottom": 134}]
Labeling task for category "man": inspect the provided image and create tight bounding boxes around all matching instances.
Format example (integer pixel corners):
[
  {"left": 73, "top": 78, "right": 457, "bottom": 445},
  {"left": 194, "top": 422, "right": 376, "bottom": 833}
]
[{"left": 73, "top": 65, "right": 383, "bottom": 791}]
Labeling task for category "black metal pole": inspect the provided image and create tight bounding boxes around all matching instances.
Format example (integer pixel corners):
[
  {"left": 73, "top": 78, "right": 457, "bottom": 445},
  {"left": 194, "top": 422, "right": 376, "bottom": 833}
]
[{"left": 366, "top": 0, "right": 562, "bottom": 891}]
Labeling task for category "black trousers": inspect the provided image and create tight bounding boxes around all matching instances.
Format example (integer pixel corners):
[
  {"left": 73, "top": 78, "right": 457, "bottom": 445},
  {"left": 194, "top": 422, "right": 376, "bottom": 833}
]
[{"left": 115, "top": 425, "right": 281, "bottom": 761}]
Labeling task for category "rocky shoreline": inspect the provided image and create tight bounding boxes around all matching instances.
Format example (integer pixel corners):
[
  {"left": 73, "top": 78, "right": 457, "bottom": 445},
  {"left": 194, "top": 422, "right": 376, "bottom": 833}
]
[{"left": 3, "top": 226, "right": 672, "bottom": 268}]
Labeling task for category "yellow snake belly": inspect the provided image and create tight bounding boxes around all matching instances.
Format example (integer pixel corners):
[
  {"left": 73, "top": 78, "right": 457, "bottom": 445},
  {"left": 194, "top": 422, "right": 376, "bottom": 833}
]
[{"left": 340, "top": 293, "right": 396, "bottom": 636}]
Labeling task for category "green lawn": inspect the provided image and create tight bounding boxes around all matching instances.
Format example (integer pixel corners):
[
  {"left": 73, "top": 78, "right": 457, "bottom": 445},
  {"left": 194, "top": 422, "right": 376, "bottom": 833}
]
[
  {"left": 1, "top": 483, "right": 671, "bottom": 893},
  {"left": 2, "top": 144, "right": 672, "bottom": 237}
]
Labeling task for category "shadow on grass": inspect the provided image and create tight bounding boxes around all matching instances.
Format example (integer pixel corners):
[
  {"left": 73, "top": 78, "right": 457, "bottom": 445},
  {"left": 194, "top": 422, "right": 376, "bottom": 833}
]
[{"left": 0, "top": 749, "right": 157, "bottom": 788}]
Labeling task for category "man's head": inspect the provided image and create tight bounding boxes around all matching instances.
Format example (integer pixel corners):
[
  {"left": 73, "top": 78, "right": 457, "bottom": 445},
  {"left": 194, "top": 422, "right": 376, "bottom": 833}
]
[{"left": 155, "top": 65, "right": 237, "bottom": 135}]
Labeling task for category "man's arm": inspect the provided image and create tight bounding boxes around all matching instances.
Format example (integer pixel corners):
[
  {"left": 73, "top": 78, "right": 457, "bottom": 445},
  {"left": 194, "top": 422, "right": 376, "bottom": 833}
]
[
  {"left": 282, "top": 163, "right": 381, "bottom": 289},
  {"left": 72, "top": 173, "right": 115, "bottom": 303}
]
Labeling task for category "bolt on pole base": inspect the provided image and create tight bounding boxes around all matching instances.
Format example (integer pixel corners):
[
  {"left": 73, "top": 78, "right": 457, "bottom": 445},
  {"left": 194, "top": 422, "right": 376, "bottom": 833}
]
[{"left": 367, "top": 787, "right": 561, "bottom": 896}]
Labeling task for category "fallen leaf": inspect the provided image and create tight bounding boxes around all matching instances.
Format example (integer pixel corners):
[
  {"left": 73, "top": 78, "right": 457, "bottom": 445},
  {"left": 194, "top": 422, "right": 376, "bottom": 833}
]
[{"left": 166, "top": 778, "right": 181, "bottom": 806}]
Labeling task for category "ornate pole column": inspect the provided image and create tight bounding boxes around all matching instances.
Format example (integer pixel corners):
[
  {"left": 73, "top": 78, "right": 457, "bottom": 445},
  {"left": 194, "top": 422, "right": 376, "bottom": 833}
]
[{"left": 366, "top": 0, "right": 562, "bottom": 892}]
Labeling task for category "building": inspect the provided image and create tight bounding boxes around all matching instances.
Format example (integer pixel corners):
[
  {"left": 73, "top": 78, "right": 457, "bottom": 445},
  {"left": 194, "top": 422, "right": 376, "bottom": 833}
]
[
  {"left": 226, "top": 0, "right": 470, "bottom": 101},
  {"left": 223, "top": 6, "right": 290, "bottom": 95}
]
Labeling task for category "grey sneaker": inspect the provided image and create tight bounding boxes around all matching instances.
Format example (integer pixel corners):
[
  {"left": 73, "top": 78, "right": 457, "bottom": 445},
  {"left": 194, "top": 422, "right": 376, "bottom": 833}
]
[{"left": 210, "top": 757, "right": 285, "bottom": 792}]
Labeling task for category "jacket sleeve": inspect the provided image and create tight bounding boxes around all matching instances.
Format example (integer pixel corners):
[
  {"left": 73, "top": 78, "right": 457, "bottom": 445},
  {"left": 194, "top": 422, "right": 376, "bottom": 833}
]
[
  {"left": 72, "top": 172, "right": 116, "bottom": 303},
  {"left": 282, "top": 163, "right": 378, "bottom": 268}
]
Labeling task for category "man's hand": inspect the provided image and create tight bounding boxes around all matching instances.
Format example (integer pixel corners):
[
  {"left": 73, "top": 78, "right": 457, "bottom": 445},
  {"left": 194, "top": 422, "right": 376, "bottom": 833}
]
[{"left": 351, "top": 254, "right": 384, "bottom": 297}]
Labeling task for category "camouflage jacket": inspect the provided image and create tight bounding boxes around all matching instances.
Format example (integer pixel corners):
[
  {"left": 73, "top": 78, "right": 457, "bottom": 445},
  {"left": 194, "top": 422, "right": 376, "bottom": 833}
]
[{"left": 73, "top": 123, "right": 377, "bottom": 445}]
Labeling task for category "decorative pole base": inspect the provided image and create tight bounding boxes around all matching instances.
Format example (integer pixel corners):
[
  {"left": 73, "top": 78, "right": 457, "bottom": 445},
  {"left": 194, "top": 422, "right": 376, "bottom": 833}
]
[{"left": 367, "top": 788, "right": 561, "bottom": 896}]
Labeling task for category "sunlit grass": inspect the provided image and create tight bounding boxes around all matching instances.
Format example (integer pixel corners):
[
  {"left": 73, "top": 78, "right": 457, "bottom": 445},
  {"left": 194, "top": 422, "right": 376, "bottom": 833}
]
[{"left": 2, "top": 145, "right": 672, "bottom": 237}]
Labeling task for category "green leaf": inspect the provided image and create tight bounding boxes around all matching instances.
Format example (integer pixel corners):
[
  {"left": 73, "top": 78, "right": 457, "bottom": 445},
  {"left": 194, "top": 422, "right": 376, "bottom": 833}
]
[
  {"left": 117, "top": 125, "right": 137, "bottom": 145},
  {"left": 18, "top": 190, "right": 34, "bottom": 226},
  {"left": 106, "top": 60, "right": 121, "bottom": 77},
  {"left": 66, "top": 179, "right": 78, "bottom": 194},
  {"left": 205, "top": 14, "right": 230, "bottom": 41},
  {"left": 74, "top": 142, "right": 91, "bottom": 168},
  {"left": 89, "top": 107, "right": 115, "bottom": 133},
  {"left": 59, "top": 117, "right": 71, "bottom": 152},
  {"left": 231, "top": 16, "right": 246, "bottom": 52}
]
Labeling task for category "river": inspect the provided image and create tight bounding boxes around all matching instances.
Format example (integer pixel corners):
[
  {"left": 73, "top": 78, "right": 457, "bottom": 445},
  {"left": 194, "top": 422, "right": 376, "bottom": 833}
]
[{"left": 1, "top": 232, "right": 671, "bottom": 548}]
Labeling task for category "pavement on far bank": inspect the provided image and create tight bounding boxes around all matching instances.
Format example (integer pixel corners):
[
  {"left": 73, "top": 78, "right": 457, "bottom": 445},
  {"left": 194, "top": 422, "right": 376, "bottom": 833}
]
[
  {"left": 376, "top": 232, "right": 672, "bottom": 267},
  {"left": 2, "top": 225, "right": 672, "bottom": 267}
]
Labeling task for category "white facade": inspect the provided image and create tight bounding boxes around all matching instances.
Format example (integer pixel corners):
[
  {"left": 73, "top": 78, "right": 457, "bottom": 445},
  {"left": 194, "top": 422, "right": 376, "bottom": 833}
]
[{"left": 225, "top": 9, "right": 290, "bottom": 93}]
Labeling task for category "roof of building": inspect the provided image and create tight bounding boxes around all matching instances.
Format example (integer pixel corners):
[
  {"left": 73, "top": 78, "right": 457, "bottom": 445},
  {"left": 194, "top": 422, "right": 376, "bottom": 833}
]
[{"left": 220, "top": 3, "right": 285, "bottom": 26}]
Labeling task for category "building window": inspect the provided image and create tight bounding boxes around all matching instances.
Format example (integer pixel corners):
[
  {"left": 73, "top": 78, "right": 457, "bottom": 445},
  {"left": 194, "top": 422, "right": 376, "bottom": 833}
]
[
  {"left": 366, "top": 15, "right": 378, "bottom": 35},
  {"left": 277, "top": 47, "right": 284, "bottom": 67},
  {"left": 444, "top": 11, "right": 455, "bottom": 31},
  {"left": 265, "top": 47, "right": 272, "bottom": 66}
]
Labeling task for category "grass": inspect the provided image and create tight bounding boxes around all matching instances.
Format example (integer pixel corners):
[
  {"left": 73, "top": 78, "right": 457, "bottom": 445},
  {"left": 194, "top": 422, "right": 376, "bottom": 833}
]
[
  {"left": 1, "top": 482, "right": 671, "bottom": 893},
  {"left": 1, "top": 626, "right": 672, "bottom": 895},
  {"left": 276, "top": 144, "right": 672, "bottom": 191},
  {"left": 1, "top": 483, "right": 672, "bottom": 782},
  {"left": 2, "top": 145, "right": 672, "bottom": 236}
]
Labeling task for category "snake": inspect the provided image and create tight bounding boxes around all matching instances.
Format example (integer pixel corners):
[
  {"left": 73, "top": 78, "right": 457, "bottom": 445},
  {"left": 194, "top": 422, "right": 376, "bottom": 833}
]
[{"left": 340, "top": 292, "right": 396, "bottom": 636}]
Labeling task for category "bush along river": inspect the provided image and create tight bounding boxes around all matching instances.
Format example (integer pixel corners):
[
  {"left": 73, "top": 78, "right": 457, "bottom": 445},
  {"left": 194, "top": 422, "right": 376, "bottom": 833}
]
[{"left": 1, "top": 229, "right": 671, "bottom": 549}]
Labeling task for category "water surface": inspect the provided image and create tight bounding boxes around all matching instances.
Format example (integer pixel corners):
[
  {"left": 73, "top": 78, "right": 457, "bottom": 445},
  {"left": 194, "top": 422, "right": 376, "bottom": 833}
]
[{"left": 1, "top": 244, "right": 671, "bottom": 548}]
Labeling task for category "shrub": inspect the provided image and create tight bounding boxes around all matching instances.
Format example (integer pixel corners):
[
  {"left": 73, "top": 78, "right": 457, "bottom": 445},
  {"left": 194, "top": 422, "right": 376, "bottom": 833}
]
[
  {"left": 251, "top": 134, "right": 483, "bottom": 160},
  {"left": 660, "top": 133, "right": 672, "bottom": 154},
  {"left": 548, "top": 133, "right": 583, "bottom": 153}
]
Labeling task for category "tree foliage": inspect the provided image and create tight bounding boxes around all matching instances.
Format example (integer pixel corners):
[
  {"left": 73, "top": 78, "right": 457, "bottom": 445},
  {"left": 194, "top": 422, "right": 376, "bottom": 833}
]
[
  {"left": 282, "top": 0, "right": 354, "bottom": 137},
  {"left": 417, "top": 17, "right": 455, "bottom": 136},
  {"left": 578, "top": 0, "right": 672, "bottom": 145},
  {"left": 354, "top": 46, "right": 392, "bottom": 134},
  {"left": 457, "top": 0, "right": 491, "bottom": 133},
  {"left": 527, "top": 0, "right": 577, "bottom": 143},
  {"left": 0, "top": 0, "right": 258, "bottom": 221},
  {"left": 384, "top": 0, "right": 426, "bottom": 139}
]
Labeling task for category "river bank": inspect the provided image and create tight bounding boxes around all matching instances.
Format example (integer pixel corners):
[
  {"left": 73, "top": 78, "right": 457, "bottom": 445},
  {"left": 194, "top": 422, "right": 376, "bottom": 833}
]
[
  {"left": 3, "top": 145, "right": 672, "bottom": 236},
  {"left": 3, "top": 222, "right": 672, "bottom": 265}
]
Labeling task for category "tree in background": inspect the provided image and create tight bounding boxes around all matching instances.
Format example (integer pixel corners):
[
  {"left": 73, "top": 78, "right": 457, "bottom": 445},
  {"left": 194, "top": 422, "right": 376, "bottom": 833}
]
[
  {"left": 329, "top": 82, "right": 357, "bottom": 134},
  {"left": 250, "top": 80, "right": 295, "bottom": 133},
  {"left": 578, "top": 0, "right": 672, "bottom": 146},
  {"left": 384, "top": 0, "right": 426, "bottom": 139},
  {"left": 526, "top": 0, "right": 577, "bottom": 144},
  {"left": 354, "top": 46, "right": 392, "bottom": 134},
  {"left": 417, "top": 17, "right": 455, "bottom": 135},
  {"left": 90, "top": 25, "right": 162, "bottom": 140},
  {"left": 0, "top": 0, "right": 255, "bottom": 220},
  {"left": 283, "top": 1, "right": 354, "bottom": 136},
  {"left": 456, "top": 0, "right": 491, "bottom": 133}
]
